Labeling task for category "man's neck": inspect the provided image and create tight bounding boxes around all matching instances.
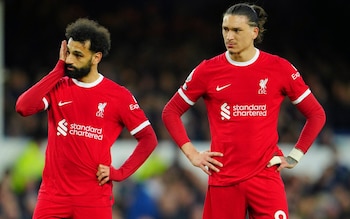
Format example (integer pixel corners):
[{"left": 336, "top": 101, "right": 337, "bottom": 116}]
[{"left": 229, "top": 46, "right": 257, "bottom": 62}]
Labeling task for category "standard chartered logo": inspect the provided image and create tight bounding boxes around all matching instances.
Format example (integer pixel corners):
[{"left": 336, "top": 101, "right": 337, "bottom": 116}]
[
  {"left": 56, "top": 119, "right": 103, "bottom": 140},
  {"left": 220, "top": 103, "right": 230, "bottom": 120},
  {"left": 220, "top": 103, "right": 267, "bottom": 120},
  {"left": 57, "top": 119, "right": 68, "bottom": 136}
]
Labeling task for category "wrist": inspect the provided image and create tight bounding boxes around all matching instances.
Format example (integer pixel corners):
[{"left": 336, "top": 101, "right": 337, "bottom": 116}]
[
  {"left": 181, "top": 142, "right": 198, "bottom": 160},
  {"left": 286, "top": 156, "right": 298, "bottom": 166},
  {"left": 109, "top": 166, "right": 120, "bottom": 181},
  {"left": 288, "top": 147, "right": 304, "bottom": 163}
]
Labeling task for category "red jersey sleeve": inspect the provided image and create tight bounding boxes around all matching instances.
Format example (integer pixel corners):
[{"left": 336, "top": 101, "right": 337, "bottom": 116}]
[
  {"left": 109, "top": 125, "right": 157, "bottom": 181},
  {"left": 276, "top": 57, "right": 326, "bottom": 153},
  {"left": 108, "top": 86, "right": 158, "bottom": 181},
  {"left": 162, "top": 92, "right": 191, "bottom": 147},
  {"left": 294, "top": 93, "right": 326, "bottom": 153},
  {"left": 16, "top": 60, "right": 65, "bottom": 116}
]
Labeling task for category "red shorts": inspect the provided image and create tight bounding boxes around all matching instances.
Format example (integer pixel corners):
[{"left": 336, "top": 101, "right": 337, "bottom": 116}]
[
  {"left": 203, "top": 166, "right": 288, "bottom": 219},
  {"left": 32, "top": 198, "right": 112, "bottom": 219}
]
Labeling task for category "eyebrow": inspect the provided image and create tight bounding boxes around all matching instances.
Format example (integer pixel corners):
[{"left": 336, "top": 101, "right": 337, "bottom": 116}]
[
  {"left": 73, "top": 50, "right": 84, "bottom": 55},
  {"left": 68, "top": 49, "right": 84, "bottom": 56}
]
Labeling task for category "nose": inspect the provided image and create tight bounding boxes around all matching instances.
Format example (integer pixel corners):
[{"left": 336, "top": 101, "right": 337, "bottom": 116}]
[
  {"left": 65, "top": 54, "right": 74, "bottom": 64},
  {"left": 226, "top": 30, "right": 235, "bottom": 40}
]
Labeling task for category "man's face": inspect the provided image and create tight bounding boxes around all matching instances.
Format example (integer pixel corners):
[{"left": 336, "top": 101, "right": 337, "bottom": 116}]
[
  {"left": 222, "top": 14, "right": 258, "bottom": 55},
  {"left": 65, "top": 38, "right": 94, "bottom": 79}
]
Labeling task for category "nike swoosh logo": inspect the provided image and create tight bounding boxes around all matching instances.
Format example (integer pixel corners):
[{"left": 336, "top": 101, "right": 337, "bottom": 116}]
[
  {"left": 216, "top": 84, "right": 231, "bottom": 91},
  {"left": 58, "top": 101, "right": 72, "bottom": 107}
]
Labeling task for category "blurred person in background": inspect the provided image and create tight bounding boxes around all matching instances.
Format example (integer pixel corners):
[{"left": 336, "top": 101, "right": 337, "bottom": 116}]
[
  {"left": 162, "top": 3, "right": 326, "bottom": 219},
  {"left": 15, "top": 18, "right": 158, "bottom": 219}
]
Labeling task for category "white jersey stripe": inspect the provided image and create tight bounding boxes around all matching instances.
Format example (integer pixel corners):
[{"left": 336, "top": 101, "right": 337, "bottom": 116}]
[
  {"left": 178, "top": 88, "right": 195, "bottom": 105},
  {"left": 130, "top": 120, "right": 150, "bottom": 135},
  {"left": 292, "top": 88, "right": 311, "bottom": 105},
  {"left": 43, "top": 97, "right": 49, "bottom": 110}
]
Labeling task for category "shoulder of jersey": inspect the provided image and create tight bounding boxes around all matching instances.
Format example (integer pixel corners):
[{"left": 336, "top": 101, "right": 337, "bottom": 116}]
[
  {"left": 103, "top": 77, "right": 133, "bottom": 95},
  {"left": 198, "top": 53, "right": 227, "bottom": 70}
]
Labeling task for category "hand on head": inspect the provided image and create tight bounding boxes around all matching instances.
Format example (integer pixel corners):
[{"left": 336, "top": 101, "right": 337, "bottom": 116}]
[{"left": 59, "top": 40, "right": 67, "bottom": 62}]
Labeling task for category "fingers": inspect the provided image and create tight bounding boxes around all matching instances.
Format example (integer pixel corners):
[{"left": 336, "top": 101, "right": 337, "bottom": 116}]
[
  {"left": 201, "top": 162, "right": 219, "bottom": 175},
  {"left": 97, "top": 172, "right": 109, "bottom": 185},
  {"left": 96, "top": 164, "right": 110, "bottom": 185},
  {"left": 205, "top": 151, "right": 223, "bottom": 167},
  {"left": 201, "top": 165, "right": 211, "bottom": 175},
  {"left": 198, "top": 152, "right": 224, "bottom": 175},
  {"left": 267, "top": 156, "right": 282, "bottom": 167},
  {"left": 206, "top": 150, "right": 224, "bottom": 157},
  {"left": 268, "top": 156, "right": 294, "bottom": 172},
  {"left": 59, "top": 40, "right": 67, "bottom": 61},
  {"left": 208, "top": 156, "right": 223, "bottom": 168}
]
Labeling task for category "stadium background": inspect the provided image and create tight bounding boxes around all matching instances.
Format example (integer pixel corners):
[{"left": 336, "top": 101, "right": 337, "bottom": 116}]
[{"left": 1, "top": 0, "right": 350, "bottom": 219}]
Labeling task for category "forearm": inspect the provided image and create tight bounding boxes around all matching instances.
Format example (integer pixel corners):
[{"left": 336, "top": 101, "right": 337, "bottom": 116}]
[
  {"left": 16, "top": 60, "right": 65, "bottom": 116},
  {"left": 162, "top": 93, "right": 191, "bottom": 147},
  {"left": 181, "top": 142, "right": 199, "bottom": 160},
  {"left": 290, "top": 94, "right": 326, "bottom": 161},
  {"left": 110, "top": 125, "right": 158, "bottom": 181}
]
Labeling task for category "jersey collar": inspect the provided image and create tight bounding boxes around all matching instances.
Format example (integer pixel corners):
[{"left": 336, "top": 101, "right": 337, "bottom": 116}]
[
  {"left": 225, "top": 48, "right": 259, "bottom": 66},
  {"left": 72, "top": 73, "right": 104, "bottom": 88}
]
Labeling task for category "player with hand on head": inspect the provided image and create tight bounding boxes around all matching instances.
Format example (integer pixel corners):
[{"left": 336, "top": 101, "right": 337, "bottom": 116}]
[
  {"left": 162, "top": 3, "right": 326, "bottom": 219},
  {"left": 16, "top": 18, "right": 158, "bottom": 219}
]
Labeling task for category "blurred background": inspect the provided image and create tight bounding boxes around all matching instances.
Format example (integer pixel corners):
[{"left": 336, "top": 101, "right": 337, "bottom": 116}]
[{"left": 1, "top": 0, "right": 350, "bottom": 218}]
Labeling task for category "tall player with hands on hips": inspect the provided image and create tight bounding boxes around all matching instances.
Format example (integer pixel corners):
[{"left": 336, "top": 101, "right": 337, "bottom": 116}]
[
  {"left": 162, "top": 3, "right": 326, "bottom": 219},
  {"left": 16, "top": 18, "right": 158, "bottom": 219}
]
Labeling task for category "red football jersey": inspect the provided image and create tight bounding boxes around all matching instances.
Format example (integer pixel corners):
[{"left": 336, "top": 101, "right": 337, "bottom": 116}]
[
  {"left": 39, "top": 74, "right": 151, "bottom": 206},
  {"left": 178, "top": 49, "right": 311, "bottom": 185}
]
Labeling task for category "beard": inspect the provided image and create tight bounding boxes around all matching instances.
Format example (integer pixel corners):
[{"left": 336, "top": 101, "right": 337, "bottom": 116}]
[{"left": 65, "top": 62, "right": 91, "bottom": 79}]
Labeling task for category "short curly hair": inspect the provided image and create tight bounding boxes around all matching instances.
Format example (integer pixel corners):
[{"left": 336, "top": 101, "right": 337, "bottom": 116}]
[{"left": 65, "top": 18, "right": 111, "bottom": 57}]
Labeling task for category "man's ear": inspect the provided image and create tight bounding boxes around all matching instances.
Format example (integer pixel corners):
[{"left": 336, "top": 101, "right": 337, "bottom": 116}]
[{"left": 92, "top": 52, "right": 102, "bottom": 65}]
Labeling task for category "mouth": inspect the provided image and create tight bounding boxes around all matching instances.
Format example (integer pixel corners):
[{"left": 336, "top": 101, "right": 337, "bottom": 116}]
[
  {"left": 226, "top": 44, "right": 235, "bottom": 49},
  {"left": 226, "top": 42, "right": 236, "bottom": 49},
  {"left": 66, "top": 65, "right": 75, "bottom": 71}
]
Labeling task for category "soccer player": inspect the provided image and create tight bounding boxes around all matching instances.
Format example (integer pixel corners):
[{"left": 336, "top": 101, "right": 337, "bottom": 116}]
[
  {"left": 16, "top": 18, "right": 158, "bottom": 219},
  {"left": 162, "top": 3, "right": 326, "bottom": 219}
]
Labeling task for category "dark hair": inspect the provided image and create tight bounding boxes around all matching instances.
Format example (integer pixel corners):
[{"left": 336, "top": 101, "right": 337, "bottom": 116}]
[
  {"left": 224, "top": 3, "right": 268, "bottom": 44},
  {"left": 65, "top": 18, "right": 111, "bottom": 57}
]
